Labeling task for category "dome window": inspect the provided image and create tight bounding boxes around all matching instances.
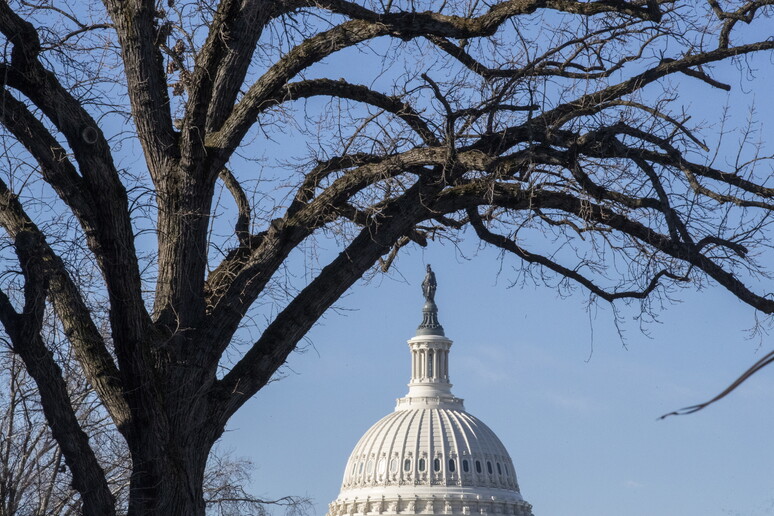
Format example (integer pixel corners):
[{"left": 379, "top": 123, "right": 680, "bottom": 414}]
[
  {"left": 403, "top": 458, "right": 411, "bottom": 472},
  {"left": 497, "top": 462, "right": 502, "bottom": 475},
  {"left": 390, "top": 458, "right": 398, "bottom": 473},
  {"left": 427, "top": 350, "right": 434, "bottom": 377},
  {"left": 487, "top": 461, "right": 493, "bottom": 474},
  {"left": 475, "top": 460, "right": 482, "bottom": 474},
  {"left": 367, "top": 459, "right": 374, "bottom": 474},
  {"left": 433, "top": 458, "right": 441, "bottom": 472},
  {"left": 418, "top": 458, "right": 426, "bottom": 472},
  {"left": 448, "top": 459, "right": 456, "bottom": 472},
  {"left": 462, "top": 460, "right": 470, "bottom": 473},
  {"left": 378, "top": 458, "right": 386, "bottom": 475},
  {"left": 359, "top": 461, "right": 364, "bottom": 474},
  {"left": 504, "top": 463, "right": 510, "bottom": 477}
]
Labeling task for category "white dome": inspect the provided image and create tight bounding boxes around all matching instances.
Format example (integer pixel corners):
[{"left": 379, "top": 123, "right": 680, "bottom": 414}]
[
  {"left": 327, "top": 269, "right": 534, "bottom": 516},
  {"left": 342, "top": 406, "right": 519, "bottom": 491}
]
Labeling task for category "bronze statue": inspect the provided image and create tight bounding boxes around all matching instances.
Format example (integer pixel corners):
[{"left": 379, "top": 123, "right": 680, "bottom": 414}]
[{"left": 421, "top": 264, "right": 437, "bottom": 303}]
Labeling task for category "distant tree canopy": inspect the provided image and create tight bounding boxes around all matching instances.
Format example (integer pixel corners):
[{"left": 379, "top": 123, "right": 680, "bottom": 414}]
[{"left": 0, "top": 0, "right": 771, "bottom": 514}]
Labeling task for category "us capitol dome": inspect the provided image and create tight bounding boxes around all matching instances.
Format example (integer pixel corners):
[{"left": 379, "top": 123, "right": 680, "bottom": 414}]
[{"left": 327, "top": 266, "right": 534, "bottom": 516}]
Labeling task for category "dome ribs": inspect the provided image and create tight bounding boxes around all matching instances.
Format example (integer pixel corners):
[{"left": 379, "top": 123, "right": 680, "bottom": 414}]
[{"left": 438, "top": 409, "right": 461, "bottom": 486}]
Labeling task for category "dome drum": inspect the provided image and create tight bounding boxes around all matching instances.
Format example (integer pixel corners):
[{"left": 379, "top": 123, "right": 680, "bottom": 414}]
[
  {"left": 407, "top": 335, "right": 453, "bottom": 395},
  {"left": 342, "top": 452, "right": 520, "bottom": 491},
  {"left": 395, "top": 396, "right": 464, "bottom": 411}
]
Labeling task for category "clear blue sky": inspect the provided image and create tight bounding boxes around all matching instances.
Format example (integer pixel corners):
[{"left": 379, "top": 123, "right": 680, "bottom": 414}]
[
  {"left": 210, "top": 23, "right": 774, "bottom": 516},
  {"left": 222, "top": 243, "right": 774, "bottom": 516},
  {"left": 211, "top": 18, "right": 774, "bottom": 516}
]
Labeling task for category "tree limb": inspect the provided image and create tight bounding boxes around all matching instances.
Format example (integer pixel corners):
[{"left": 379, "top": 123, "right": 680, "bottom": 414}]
[
  {"left": 211, "top": 179, "right": 440, "bottom": 422},
  {"left": 0, "top": 232, "right": 116, "bottom": 516},
  {"left": 437, "top": 182, "right": 774, "bottom": 313},
  {"left": 0, "top": 180, "right": 130, "bottom": 430},
  {"left": 660, "top": 347, "right": 774, "bottom": 418},
  {"left": 101, "top": 0, "right": 177, "bottom": 178},
  {"left": 0, "top": 4, "right": 152, "bottom": 359},
  {"left": 467, "top": 207, "right": 686, "bottom": 301}
]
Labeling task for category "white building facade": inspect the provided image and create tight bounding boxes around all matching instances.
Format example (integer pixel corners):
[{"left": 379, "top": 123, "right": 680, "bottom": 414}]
[{"left": 327, "top": 267, "right": 534, "bottom": 516}]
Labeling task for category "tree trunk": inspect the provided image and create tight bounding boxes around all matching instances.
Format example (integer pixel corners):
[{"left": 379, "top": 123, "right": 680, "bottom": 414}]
[
  {"left": 127, "top": 428, "right": 212, "bottom": 516},
  {"left": 124, "top": 353, "right": 220, "bottom": 516}
]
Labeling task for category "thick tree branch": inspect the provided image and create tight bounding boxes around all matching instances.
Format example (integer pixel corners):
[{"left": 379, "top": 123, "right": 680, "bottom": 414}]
[
  {"left": 270, "top": 79, "right": 440, "bottom": 146},
  {"left": 0, "top": 89, "right": 94, "bottom": 223},
  {"left": 178, "top": 0, "right": 272, "bottom": 174},
  {"left": 211, "top": 180, "right": 439, "bottom": 422},
  {"left": 218, "top": 168, "right": 252, "bottom": 247},
  {"left": 632, "top": 157, "right": 693, "bottom": 244},
  {"left": 0, "top": 4, "right": 152, "bottom": 360},
  {"left": 0, "top": 180, "right": 130, "bottom": 430},
  {"left": 468, "top": 207, "right": 686, "bottom": 301},
  {"left": 708, "top": 0, "right": 774, "bottom": 48},
  {"left": 208, "top": 19, "right": 390, "bottom": 156},
  {"left": 0, "top": 232, "right": 116, "bottom": 516},
  {"left": 101, "top": 0, "right": 177, "bottom": 177},
  {"left": 201, "top": 152, "right": 433, "bottom": 360},
  {"left": 200, "top": 0, "right": 274, "bottom": 133},
  {"left": 311, "top": 0, "right": 661, "bottom": 31},
  {"left": 470, "top": 40, "right": 774, "bottom": 155},
  {"left": 209, "top": 0, "right": 661, "bottom": 161},
  {"left": 437, "top": 182, "right": 774, "bottom": 313}
]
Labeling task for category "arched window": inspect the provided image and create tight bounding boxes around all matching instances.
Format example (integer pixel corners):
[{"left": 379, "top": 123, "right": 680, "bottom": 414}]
[
  {"left": 475, "top": 460, "right": 482, "bottom": 474},
  {"left": 462, "top": 460, "right": 470, "bottom": 473},
  {"left": 487, "top": 461, "right": 493, "bottom": 474},
  {"left": 504, "top": 464, "right": 510, "bottom": 476},
  {"left": 433, "top": 458, "right": 441, "bottom": 472},
  {"left": 427, "top": 350, "right": 434, "bottom": 377},
  {"left": 367, "top": 459, "right": 374, "bottom": 474},
  {"left": 390, "top": 458, "right": 398, "bottom": 473},
  {"left": 404, "top": 458, "right": 412, "bottom": 472},
  {"left": 418, "top": 458, "right": 426, "bottom": 472},
  {"left": 497, "top": 462, "right": 502, "bottom": 475},
  {"left": 448, "top": 459, "right": 456, "bottom": 472},
  {"left": 359, "top": 461, "right": 364, "bottom": 474},
  {"left": 378, "top": 458, "right": 386, "bottom": 475},
  {"left": 351, "top": 461, "right": 357, "bottom": 475}
]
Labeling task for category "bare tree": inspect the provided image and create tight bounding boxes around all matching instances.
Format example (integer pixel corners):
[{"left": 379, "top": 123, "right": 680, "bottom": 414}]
[
  {"left": 0, "top": 0, "right": 771, "bottom": 514},
  {"left": 0, "top": 335, "right": 306, "bottom": 516},
  {"left": 0, "top": 352, "right": 127, "bottom": 516}
]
